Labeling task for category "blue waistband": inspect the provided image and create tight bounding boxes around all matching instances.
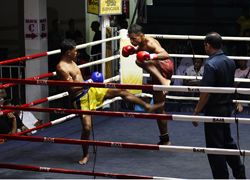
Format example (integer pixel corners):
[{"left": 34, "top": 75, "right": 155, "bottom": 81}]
[{"left": 71, "top": 88, "right": 89, "bottom": 101}]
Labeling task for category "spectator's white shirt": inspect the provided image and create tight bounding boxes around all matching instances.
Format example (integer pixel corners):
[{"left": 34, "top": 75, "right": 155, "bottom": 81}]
[
  {"left": 174, "top": 65, "right": 188, "bottom": 86},
  {"left": 235, "top": 66, "right": 250, "bottom": 79},
  {"left": 17, "top": 111, "right": 38, "bottom": 134},
  {"left": 184, "top": 65, "right": 204, "bottom": 82},
  {"left": 247, "top": 61, "right": 250, "bottom": 67}
]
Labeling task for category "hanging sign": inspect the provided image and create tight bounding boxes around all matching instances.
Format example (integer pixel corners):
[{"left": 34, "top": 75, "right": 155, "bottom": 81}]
[
  {"left": 99, "top": 0, "right": 122, "bottom": 16},
  {"left": 87, "top": 0, "right": 122, "bottom": 16},
  {"left": 87, "top": 0, "right": 99, "bottom": 15}
]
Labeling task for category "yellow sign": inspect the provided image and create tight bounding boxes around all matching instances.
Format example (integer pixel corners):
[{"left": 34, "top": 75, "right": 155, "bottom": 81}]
[
  {"left": 99, "top": 0, "right": 122, "bottom": 16},
  {"left": 87, "top": 0, "right": 99, "bottom": 15}
]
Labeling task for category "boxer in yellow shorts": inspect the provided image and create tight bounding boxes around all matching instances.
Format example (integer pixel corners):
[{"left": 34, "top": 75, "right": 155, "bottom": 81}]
[
  {"left": 56, "top": 39, "right": 164, "bottom": 165},
  {"left": 72, "top": 87, "right": 108, "bottom": 119}
]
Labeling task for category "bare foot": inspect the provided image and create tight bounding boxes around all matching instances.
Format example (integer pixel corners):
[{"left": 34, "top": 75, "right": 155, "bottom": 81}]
[
  {"left": 163, "top": 141, "right": 171, "bottom": 145},
  {"left": 145, "top": 101, "right": 165, "bottom": 113},
  {"left": 161, "top": 79, "right": 171, "bottom": 94},
  {"left": 79, "top": 154, "right": 89, "bottom": 165}
]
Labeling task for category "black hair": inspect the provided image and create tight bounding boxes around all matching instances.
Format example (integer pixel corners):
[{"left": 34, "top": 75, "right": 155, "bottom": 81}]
[
  {"left": 204, "top": 32, "right": 222, "bottom": 50},
  {"left": 91, "top": 21, "right": 100, "bottom": 27},
  {"left": 68, "top": 19, "right": 75, "bottom": 25},
  {"left": 243, "top": 28, "right": 250, "bottom": 36},
  {"left": 3, "top": 99, "right": 20, "bottom": 106},
  {"left": 193, "top": 58, "right": 203, "bottom": 63},
  {"left": 52, "top": 19, "right": 59, "bottom": 25},
  {"left": 3, "top": 100, "right": 12, "bottom": 106},
  {"left": 60, "top": 39, "right": 77, "bottom": 55},
  {"left": 128, "top": 24, "right": 144, "bottom": 35},
  {"left": 120, "top": 20, "right": 128, "bottom": 29}
]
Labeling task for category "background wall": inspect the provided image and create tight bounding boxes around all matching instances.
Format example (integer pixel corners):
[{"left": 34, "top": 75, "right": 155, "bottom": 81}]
[
  {"left": 0, "top": 0, "right": 24, "bottom": 60},
  {"left": 0, "top": 0, "right": 139, "bottom": 60}
]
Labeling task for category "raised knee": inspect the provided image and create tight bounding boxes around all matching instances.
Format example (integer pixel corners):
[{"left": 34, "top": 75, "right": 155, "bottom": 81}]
[{"left": 135, "top": 59, "right": 143, "bottom": 67}]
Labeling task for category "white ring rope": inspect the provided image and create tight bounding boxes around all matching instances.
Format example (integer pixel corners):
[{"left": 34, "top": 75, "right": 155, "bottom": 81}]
[
  {"left": 143, "top": 74, "right": 250, "bottom": 83},
  {"left": 172, "top": 114, "right": 250, "bottom": 124},
  {"left": 136, "top": 92, "right": 250, "bottom": 104},
  {"left": 50, "top": 55, "right": 120, "bottom": 78},
  {"left": 48, "top": 75, "right": 120, "bottom": 102},
  {"left": 169, "top": 54, "right": 250, "bottom": 60},
  {"left": 51, "top": 96, "right": 121, "bottom": 126},
  {"left": 148, "top": 34, "right": 250, "bottom": 41},
  {"left": 47, "top": 36, "right": 122, "bottom": 56},
  {"left": 148, "top": 34, "right": 250, "bottom": 60},
  {"left": 77, "top": 55, "right": 120, "bottom": 69},
  {"left": 159, "top": 145, "right": 249, "bottom": 156},
  {"left": 152, "top": 85, "right": 250, "bottom": 95}
]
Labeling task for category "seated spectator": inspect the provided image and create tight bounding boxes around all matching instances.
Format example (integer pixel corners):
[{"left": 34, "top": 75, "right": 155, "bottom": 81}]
[
  {"left": 183, "top": 58, "right": 204, "bottom": 98},
  {"left": 0, "top": 100, "right": 31, "bottom": 135},
  {"left": 173, "top": 58, "right": 193, "bottom": 86},
  {"left": 0, "top": 84, "right": 7, "bottom": 105},
  {"left": 11, "top": 99, "right": 43, "bottom": 134},
  {"left": 16, "top": 110, "right": 42, "bottom": 134},
  {"left": 234, "top": 59, "right": 250, "bottom": 112},
  {"left": 173, "top": 66, "right": 186, "bottom": 86},
  {"left": 183, "top": 58, "right": 204, "bottom": 86},
  {"left": 179, "top": 57, "right": 193, "bottom": 67},
  {"left": 66, "top": 19, "right": 82, "bottom": 40}
]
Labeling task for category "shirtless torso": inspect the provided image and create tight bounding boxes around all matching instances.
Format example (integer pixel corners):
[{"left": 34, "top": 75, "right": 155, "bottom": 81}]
[
  {"left": 137, "top": 35, "right": 165, "bottom": 56},
  {"left": 56, "top": 46, "right": 84, "bottom": 98}
]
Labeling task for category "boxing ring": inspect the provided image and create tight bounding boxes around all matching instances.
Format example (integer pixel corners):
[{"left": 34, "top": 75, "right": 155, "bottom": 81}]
[{"left": 0, "top": 31, "right": 249, "bottom": 179}]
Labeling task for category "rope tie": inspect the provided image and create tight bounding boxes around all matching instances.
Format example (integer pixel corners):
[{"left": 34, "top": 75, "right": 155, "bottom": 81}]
[
  {"left": 234, "top": 88, "right": 245, "bottom": 178},
  {"left": 88, "top": 92, "right": 97, "bottom": 179},
  {"left": 187, "top": 39, "right": 198, "bottom": 80}
]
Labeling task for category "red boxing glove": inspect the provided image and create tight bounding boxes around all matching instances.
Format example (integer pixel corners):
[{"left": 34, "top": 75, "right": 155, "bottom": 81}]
[
  {"left": 122, "top": 45, "right": 136, "bottom": 57},
  {"left": 136, "top": 51, "right": 158, "bottom": 62}
]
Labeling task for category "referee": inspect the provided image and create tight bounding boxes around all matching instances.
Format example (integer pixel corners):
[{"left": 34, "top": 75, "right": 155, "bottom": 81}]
[{"left": 193, "top": 32, "right": 246, "bottom": 179}]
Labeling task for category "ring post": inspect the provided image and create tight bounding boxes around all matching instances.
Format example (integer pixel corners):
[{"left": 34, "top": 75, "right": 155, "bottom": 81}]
[{"left": 119, "top": 29, "right": 143, "bottom": 94}]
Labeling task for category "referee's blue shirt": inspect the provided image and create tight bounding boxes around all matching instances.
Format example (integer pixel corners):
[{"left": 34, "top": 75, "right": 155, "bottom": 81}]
[{"left": 201, "top": 50, "right": 236, "bottom": 106}]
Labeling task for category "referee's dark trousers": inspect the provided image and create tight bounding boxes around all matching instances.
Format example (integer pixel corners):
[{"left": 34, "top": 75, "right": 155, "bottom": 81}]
[{"left": 204, "top": 104, "right": 246, "bottom": 179}]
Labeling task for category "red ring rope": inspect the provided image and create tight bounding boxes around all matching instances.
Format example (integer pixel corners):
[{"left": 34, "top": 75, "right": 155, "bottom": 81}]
[
  {"left": 0, "top": 52, "right": 48, "bottom": 65},
  {"left": 0, "top": 105, "right": 172, "bottom": 120},
  {"left": 0, "top": 134, "right": 159, "bottom": 150},
  {"left": 0, "top": 163, "right": 157, "bottom": 179},
  {"left": 0, "top": 97, "right": 48, "bottom": 115},
  {"left": 0, "top": 72, "right": 54, "bottom": 89},
  {"left": 1, "top": 134, "right": 249, "bottom": 156},
  {"left": 0, "top": 78, "right": 153, "bottom": 91}
]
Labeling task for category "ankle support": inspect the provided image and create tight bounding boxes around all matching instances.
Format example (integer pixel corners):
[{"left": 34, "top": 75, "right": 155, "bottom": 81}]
[{"left": 157, "top": 133, "right": 170, "bottom": 145}]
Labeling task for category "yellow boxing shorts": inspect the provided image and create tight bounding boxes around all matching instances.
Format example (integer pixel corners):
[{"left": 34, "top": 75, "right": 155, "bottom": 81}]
[{"left": 71, "top": 87, "right": 109, "bottom": 119}]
